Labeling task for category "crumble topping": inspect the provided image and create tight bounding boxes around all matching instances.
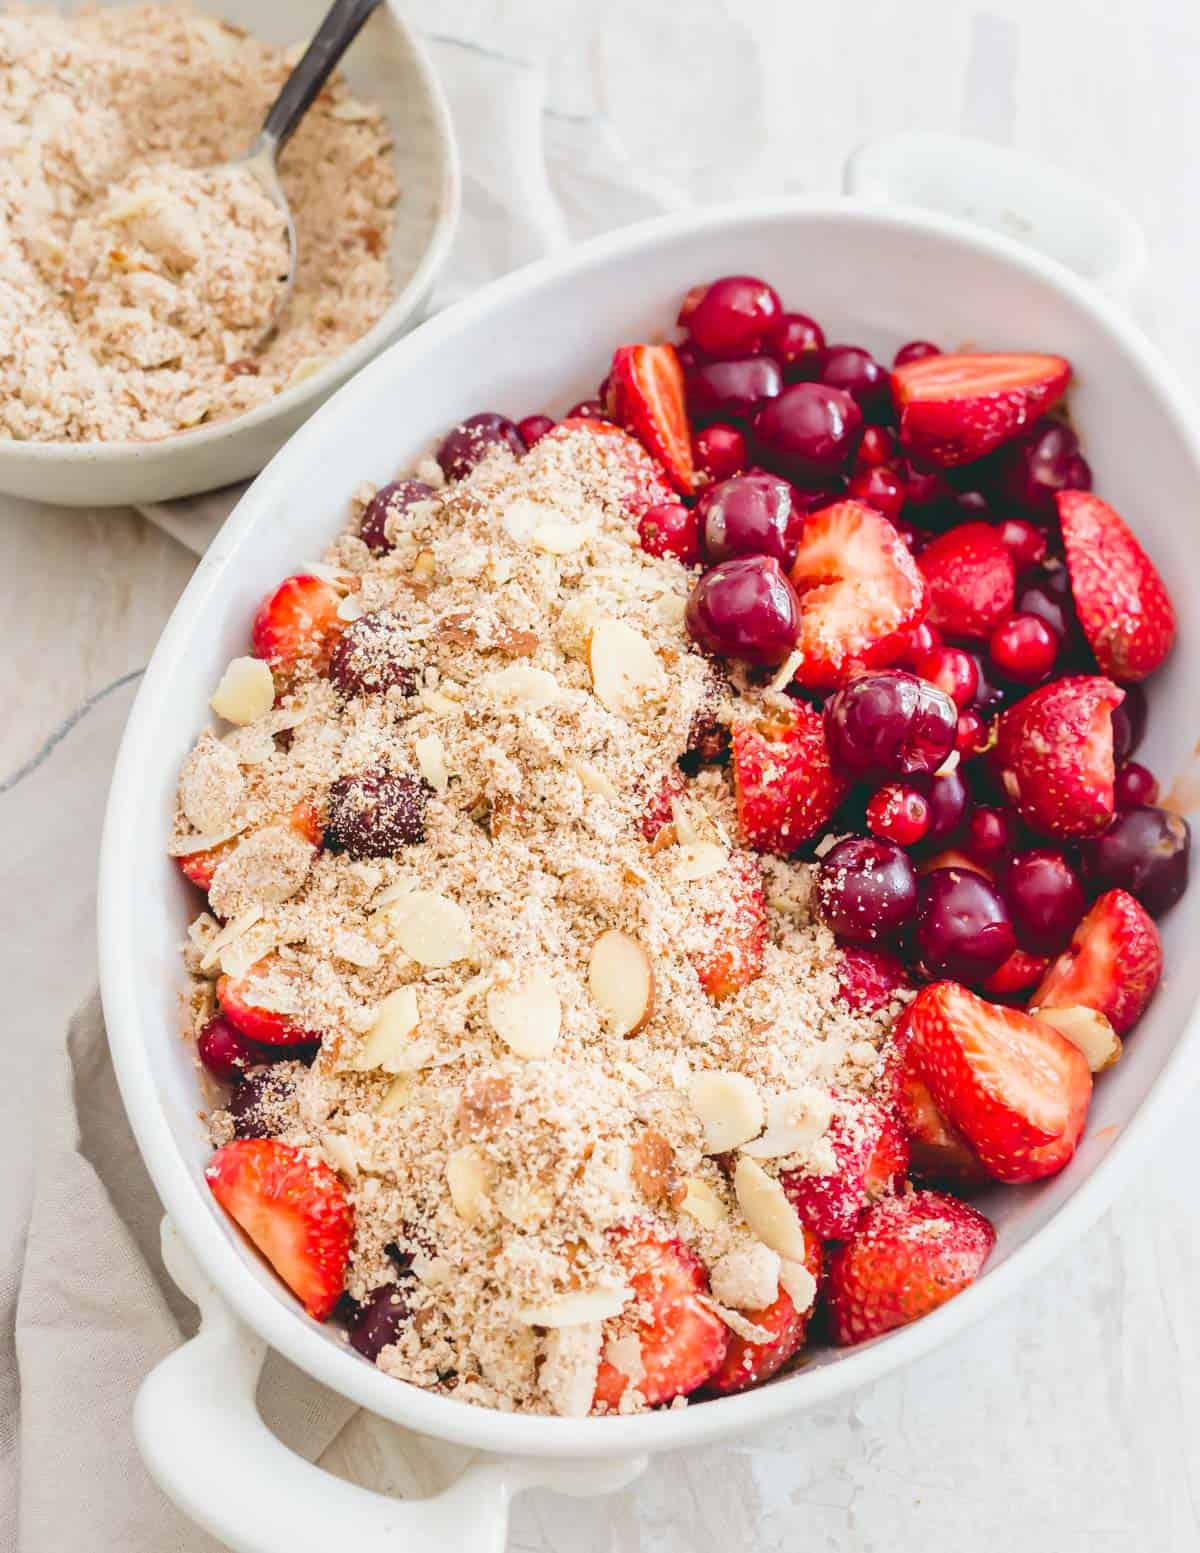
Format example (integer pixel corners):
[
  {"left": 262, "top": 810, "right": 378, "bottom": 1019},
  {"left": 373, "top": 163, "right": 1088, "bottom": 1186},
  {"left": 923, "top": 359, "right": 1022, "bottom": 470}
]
[{"left": 176, "top": 425, "right": 910, "bottom": 1414}]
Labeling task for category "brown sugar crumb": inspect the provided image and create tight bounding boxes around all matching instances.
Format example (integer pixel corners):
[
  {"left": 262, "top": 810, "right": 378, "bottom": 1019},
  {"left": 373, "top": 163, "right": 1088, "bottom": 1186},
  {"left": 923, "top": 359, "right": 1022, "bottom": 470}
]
[{"left": 175, "top": 423, "right": 909, "bottom": 1417}]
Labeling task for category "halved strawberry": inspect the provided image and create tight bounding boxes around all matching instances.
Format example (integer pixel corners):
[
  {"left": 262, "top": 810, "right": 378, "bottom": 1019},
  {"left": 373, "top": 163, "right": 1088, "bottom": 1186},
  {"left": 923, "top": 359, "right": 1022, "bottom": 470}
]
[
  {"left": 983, "top": 947, "right": 1050, "bottom": 999},
  {"left": 206, "top": 1139, "right": 352, "bottom": 1320},
  {"left": 175, "top": 800, "right": 323, "bottom": 895},
  {"left": 545, "top": 416, "right": 675, "bottom": 518},
  {"left": 826, "top": 1189, "right": 995, "bottom": 1345},
  {"left": 917, "top": 522, "right": 1016, "bottom": 641},
  {"left": 252, "top": 574, "right": 345, "bottom": 676},
  {"left": 218, "top": 956, "right": 324, "bottom": 1047},
  {"left": 836, "top": 946, "right": 909, "bottom": 1013},
  {"left": 782, "top": 1096, "right": 909, "bottom": 1241},
  {"left": 691, "top": 851, "right": 767, "bottom": 1002},
  {"left": 788, "top": 501, "right": 929, "bottom": 690},
  {"left": 905, "top": 980, "right": 1092, "bottom": 1183},
  {"left": 607, "top": 344, "right": 695, "bottom": 495},
  {"left": 1032, "top": 888, "right": 1162, "bottom": 1035},
  {"left": 882, "top": 1012, "right": 990, "bottom": 1190},
  {"left": 992, "top": 675, "right": 1124, "bottom": 837},
  {"left": 731, "top": 704, "right": 849, "bottom": 855},
  {"left": 892, "top": 352, "right": 1071, "bottom": 466},
  {"left": 704, "top": 1227, "right": 823, "bottom": 1396},
  {"left": 1058, "top": 490, "right": 1176, "bottom": 683},
  {"left": 592, "top": 1228, "right": 727, "bottom": 1410}
]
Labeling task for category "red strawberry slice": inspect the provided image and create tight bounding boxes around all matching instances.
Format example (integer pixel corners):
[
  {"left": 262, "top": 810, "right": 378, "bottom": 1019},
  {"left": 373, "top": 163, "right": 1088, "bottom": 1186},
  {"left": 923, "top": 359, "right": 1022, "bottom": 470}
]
[
  {"left": 592, "top": 1228, "right": 727, "bottom": 1410},
  {"left": 836, "top": 946, "right": 910, "bottom": 1013},
  {"left": 983, "top": 947, "right": 1050, "bottom": 999},
  {"left": 252, "top": 574, "right": 345, "bottom": 676},
  {"left": 545, "top": 416, "right": 674, "bottom": 517},
  {"left": 731, "top": 704, "right": 850, "bottom": 855},
  {"left": 905, "top": 980, "right": 1092, "bottom": 1183},
  {"left": 1058, "top": 490, "right": 1176, "bottom": 683},
  {"left": 883, "top": 1013, "right": 990, "bottom": 1190},
  {"left": 704, "top": 1227, "right": 823, "bottom": 1396},
  {"left": 1032, "top": 888, "right": 1162, "bottom": 1035},
  {"left": 691, "top": 851, "right": 767, "bottom": 1002},
  {"left": 917, "top": 522, "right": 1016, "bottom": 641},
  {"left": 826, "top": 1189, "right": 995, "bottom": 1345},
  {"left": 782, "top": 1096, "right": 910, "bottom": 1241},
  {"left": 992, "top": 675, "right": 1124, "bottom": 837},
  {"left": 607, "top": 344, "right": 695, "bottom": 495},
  {"left": 892, "top": 351, "right": 1071, "bottom": 466},
  {"left": 206, "top": 1139, "right": 353, "bottom": 1320},
  {"left": 218, "top": 956, "right": 324, "bottom": 1048},
  {"left": 788, "top": 501, "right": 929, "bottom": 690},
  {"left": 176, "top": 801, "right": 322, "bottom": 895},
  {"left": 641, "top": 767, "right": 688, "bottom": 842}
]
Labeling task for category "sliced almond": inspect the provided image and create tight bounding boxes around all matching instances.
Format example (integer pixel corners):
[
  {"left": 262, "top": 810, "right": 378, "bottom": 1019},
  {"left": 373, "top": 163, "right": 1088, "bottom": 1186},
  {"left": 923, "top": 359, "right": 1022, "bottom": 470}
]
[
  {"left": 414, "top": 732, "right": 449, "bottom": 793},
  {"left": 739, "top": 1086, "right": 836, "bottom": 1159},
  {"left": 322, "top": 1134, "right": 358, "bottom": 1180},
  {"left": 687, "top": 1070, "right": 764, "bottom": 1153},
  {"left": 210, "top": 656, "right": 275, "bottom": 725},
  {"left": 336, "top": 592, "right": 367, "bottom": 622},
  {"left": 376, "top": 1074, "right": 414, "bottom": 1116},
  {"left": 568, "top": 757, "right": 620, "bottom": 802},
  {"left": 699, "top": 1298, "right": 773, "bottom": 1346},
  {"left": 679, "top": 1176, "right": 728, "bottom": 1229},
  {"left": 734, "top": 1156, "right": 809, "bottom": 1262},
  {"left": 765, "top": 648, "right": 804, "bottom": 695},
  {"left": 411, "top": 549, "right": 436, "bottom": 582},
  {"left": 516, "top": 1286, "right": 631, "bottom": 1327},
  {"left": 494, "top": 1176, "right": 556, "bottom": 1228},
  {"left": 445, "top": 1144, "right": 495, "bottom": 1224},
  {"left": 613, "top": 1059, "right": 653, "bottom": 1092},
  {"left": 531, "top": 519, "right": 589, "bottom": 555},
  {"left": 198, "top": 905, "right": 263, "bottom": 972},
  {"left": 1032, "top": 1004, "right": 1122, "bottom": 1072},
  {"left": 588, "top": 929, "right": 655, "bottom": 1036},
  {"left": 587, "top": 618, "right": 667, "bottom": 718},
  {"left": 484, "top": 663, "right": 561, "bottom": 712},
  {"left": 419, "top": 686, "right": 459, "bottom": 717},
  {"left": 673, "top": 840, "right": 728, "bottom": 882},
  {"left": 779, "top": 1257, "right": 818, "bottom": 1315},
  {"left": 386, "top": 889, "right": 472, "bottom": 967},
  {"left": 355, "top": 985, "right": 421, "bottom": 1072},
  {"left": 169, "top": 824, "right": 246, "bottom": 857},
  {"left": 486, "top": 969, "right": 562, "bottom": 1059}
]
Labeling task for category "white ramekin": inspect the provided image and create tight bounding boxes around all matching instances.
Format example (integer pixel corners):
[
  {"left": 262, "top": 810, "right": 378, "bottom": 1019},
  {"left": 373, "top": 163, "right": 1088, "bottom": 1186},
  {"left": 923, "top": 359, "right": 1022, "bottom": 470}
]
[
  {"left": 99, "top": 148, "right": 1200, "bottom": 1551},
  {"left": 0, "top": 0, "right": 459, "bottom": 508}
]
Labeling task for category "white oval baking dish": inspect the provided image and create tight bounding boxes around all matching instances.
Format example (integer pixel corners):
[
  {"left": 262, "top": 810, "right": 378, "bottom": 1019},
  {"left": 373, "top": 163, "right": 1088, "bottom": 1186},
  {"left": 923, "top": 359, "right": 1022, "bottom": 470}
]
[
  {"left": 100, "top": 182, "right": 1200, "bottom": 1549},
  {"left": 0, "top": 0, "right": 459, "bottom": 509}
]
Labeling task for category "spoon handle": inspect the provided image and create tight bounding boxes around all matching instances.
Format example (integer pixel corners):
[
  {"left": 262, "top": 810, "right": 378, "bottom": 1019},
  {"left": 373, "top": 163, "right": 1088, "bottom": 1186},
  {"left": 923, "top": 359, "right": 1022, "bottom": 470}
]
[{"left": 258, "top": 0, "right": 385, "bottom": 154}]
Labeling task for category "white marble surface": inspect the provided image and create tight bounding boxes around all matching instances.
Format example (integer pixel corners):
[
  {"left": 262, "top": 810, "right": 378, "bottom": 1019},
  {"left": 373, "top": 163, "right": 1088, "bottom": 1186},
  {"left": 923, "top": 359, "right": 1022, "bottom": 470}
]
[{"left": 5, "top": 1, "right": 1200, "bottom": 1547}]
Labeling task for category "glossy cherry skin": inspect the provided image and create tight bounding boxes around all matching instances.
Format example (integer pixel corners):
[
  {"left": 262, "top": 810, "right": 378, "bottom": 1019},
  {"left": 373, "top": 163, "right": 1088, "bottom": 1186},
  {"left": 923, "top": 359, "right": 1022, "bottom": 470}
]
[
  {"left": 197, "top": 1016, "right": 261, "bottom": 1085},
  {"left": 916, "top": 866, "right": 1016, "bottom": 984},
  {"left": 698, "top": 472, "right": 798, "bottom": 566},
  {"left": 847, "top": 465, "right": 904, "bottom": 523},
  {"left": 1004, "top": 849, "right": 1085, "bottom": 954},
  {"left": 638, "top": 502, "right": 701, "bottom": 566},
  {"left": 766, "top": 312, "right": 827, "bottom": 380},
  {"left": 687, "top": 275, "right": 782, "bottom": 358},
  {"left": 517, "top": 414, "right": 556, "bottom": 447},
  {"left": 820, "top": 345, "right": 891, "bottom": 421},
  {"left": 687, "top": 356, "right": 782, "bottom": 420},
  {"left": 818, "top": 837, "right": 919, "bottom": 946},
  {"left": 855, "top": 426, "right": 895, "bottom": 470},
  {"left": 988, "top": 612, "right": 1059, "bottom": 685},
  {"left": 955, "top": 708, "right": 991, "bottom": 757},
  {"left": 912, "top": 645, "right": 979, "bottom": 709},
  {"left": 685, "top": 555, "right": 801, "bottom": 667},
  {"left": 1111, "top": 682, "right": 1148, "bottom": 763},
  {"left": 995, "top": 517, "right": 1048, "bottom": 573},
  {"left": 893, "top": 340, "right": 941, "bottom": 367},
  {"left": 359, "top": 480, "right": 434, "bottom": 555},
  {"left": 965, "top": 805, "right": 1016, "bottom": 867},
  {"left": 325, "top": 771, "right": 428, "bottom": 857},
  {"left": 349, "top": 1283, "right": 412, "bottom": 1362},
  {"left": 1081, "top": 805, "right": 1191, "bottom": 917},
  {"left": 753, "top": 383, "right": 863, "bottom": 486},
  {"left": 1000, "top": 419, "right": 1093, "bottom": 515},
  {"left": 823, "top": 670, "right": 958, "bottom": 782},
  {"left": 866, "top": 784, "right": 932, "bottom": 846},
  {"left": 436, "top": 413, "right": 526, "bottom": 481},
  {"left": 1114, "top": 761, "right": 1159, "bottom": 808},
  {"left": 919, "top": 768, "right": 971, "bottom": 844},
  {"left": 693, "top": 422, "right": 748, "bottom": 484}
]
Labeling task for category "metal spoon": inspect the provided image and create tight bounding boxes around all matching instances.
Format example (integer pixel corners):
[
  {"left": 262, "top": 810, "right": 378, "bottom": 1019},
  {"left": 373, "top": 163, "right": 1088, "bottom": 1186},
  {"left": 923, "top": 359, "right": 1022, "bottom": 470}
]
[{"left": 236, "top": 0, "right": 385, "bottom": 346}]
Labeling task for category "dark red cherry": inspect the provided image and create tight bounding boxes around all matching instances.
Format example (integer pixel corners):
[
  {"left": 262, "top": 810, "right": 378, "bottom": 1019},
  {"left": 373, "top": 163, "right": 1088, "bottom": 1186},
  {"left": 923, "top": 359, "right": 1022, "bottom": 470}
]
[
  {"left": 1114, "top": 761, "right": 1159, "bottom": 808},
  {"left": 1111, "top": 682, "right": 1148, "bottom": 763},
  {"left": 766, "top": 312, "right": 826, "bottom": 380},
  {"left": 638, "top": 501, "right": 701, "bottom": 566},
  {"left": 988, "top": 613, "right": 1058, "bottom": 685},
  {"left": 1005, "top": 849, "right": 1085, "bottom": 954},
  {"left": 823, "top": 670, "right": 958, "bottom": 781},
  {"left": 517, "top": 414, "right": 556, "bottom": 447},
  {"left": 866, "top": 783, "right": 931, "bottom": 846},
  {"left": 846, "top": 465, "right": 904, "bottom": 523},
  {"left": 349, "top": 1283, "right": 412, "bottom": 1362},
  {"left": 1081, "top": 805, "right": 1190, "bottom": 917},
  {"left": 698, "top": 472, "right": 798, "bottom": 566},
  {"left": 687, "top": 275, "right": 782, "bottom": 358},
  {"left": 818, "top": 837, "right": 918, "bottom": 946},
  {"left": 752, "top": 383, "right": 863, "bottom": 486},
  {"left": 325, "top": 770, "right": 428, "bottom": 857},
  {"left": 687, "top": 357, "right": 782, "bottom": 421},
  {"left": 893, "top": 340, "right": 941, "bottom": 367},
  {"left": 995, "top": 517, "right": 1047, "bottom": 573},
  {"left": 692, "top": 422, "right": 748, "bottom": 484},
  {"left": 819, "top": 345, "right": 891, "bottom": 421},
  {"left": 917, "top": 866, "right": 1016, "bottom": 984},
  {"left": 1000, "top": 419, "right": 1093, "bottom": 515},
  {"left": 436, "top": 413, "right": 526, "bottom": 481},
  {"left": 359, "top": 480, "right": 434, "bottom": 555},
  {"left": 197, "top": 1016, "right": 260, "bottom": 1085},
  {"left": 684, "top": 555, "right": 801, "bottom": 667},
  {"left": 965, "top": 805, "right": 1016, "bottom": 867},
  {"left": 855, "top": 426, "right": 895, "bottom": 470},
  {"left": 229, "top": 1067, "right": 296, "bottom": 1140},
  {"left": 329, "top": 611, "right": 420, "bottom": 698},
  {"left": 920, "top": 768, "right": 971, "bottom": 843}
]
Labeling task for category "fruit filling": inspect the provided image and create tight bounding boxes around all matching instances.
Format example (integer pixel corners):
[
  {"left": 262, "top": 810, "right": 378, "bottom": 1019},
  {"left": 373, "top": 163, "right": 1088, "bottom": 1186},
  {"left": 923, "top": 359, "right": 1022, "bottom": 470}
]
[{"left": 172, "top": 273, "right": 1188, "bottom": 1417}]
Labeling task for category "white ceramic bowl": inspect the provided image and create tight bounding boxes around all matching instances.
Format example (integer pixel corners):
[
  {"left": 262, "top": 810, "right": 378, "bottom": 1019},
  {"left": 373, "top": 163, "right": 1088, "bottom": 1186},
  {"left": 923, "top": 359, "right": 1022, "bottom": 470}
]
[
  {"left": 1, "top": 0, "right": 459, "bottom": 509},
  {"left": 100, "top": 194, "right": 1200, "bottom": 1550}
]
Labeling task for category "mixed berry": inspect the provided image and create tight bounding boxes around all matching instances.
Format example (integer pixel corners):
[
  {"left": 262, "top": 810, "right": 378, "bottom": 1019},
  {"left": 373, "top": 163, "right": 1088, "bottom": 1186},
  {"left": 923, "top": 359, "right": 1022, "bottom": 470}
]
[{"left": 181, "top": 269, "right": 1189, "bottom": 1414}]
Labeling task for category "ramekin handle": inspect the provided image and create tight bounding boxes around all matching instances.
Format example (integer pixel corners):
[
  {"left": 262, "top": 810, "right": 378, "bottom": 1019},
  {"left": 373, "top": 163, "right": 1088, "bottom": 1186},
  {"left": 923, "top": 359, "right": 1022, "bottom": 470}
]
[
  {"left": 138, "top": 1220, "right": 646, "bottom": 1553},
  {"left": 843, "top": 131, "right": 1146, "bottom": 303}
]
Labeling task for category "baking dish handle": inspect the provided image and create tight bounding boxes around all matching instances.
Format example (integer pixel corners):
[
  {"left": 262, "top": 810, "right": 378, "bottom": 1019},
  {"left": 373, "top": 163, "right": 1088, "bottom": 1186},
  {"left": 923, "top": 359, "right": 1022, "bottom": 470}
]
[
  {"left": 843, "top": 131, "right": 1146, "bottom": 303},
  {"left": 137, "top": 1220, "right": 646, "bottom": 1553}
]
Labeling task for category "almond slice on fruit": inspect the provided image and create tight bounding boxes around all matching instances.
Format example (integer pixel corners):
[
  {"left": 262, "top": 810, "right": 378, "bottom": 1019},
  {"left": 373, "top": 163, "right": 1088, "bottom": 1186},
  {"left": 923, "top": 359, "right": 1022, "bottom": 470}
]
[
  {"left": 210, "top": 656, "right": 275, "bottom": 725},
  {"left": 446, "top": 1144, "right": 496, "bottom": 1224},
  {"left": 679, "top": 1176, "right": 728, "bottom": 1229},
  {"left": 516, "top": 1286, "right": 631, "bottom": 1327},
  {"left": 734, "top": 1156, "right": 809, "bottom": 1262},
  {"left": 698, "top": 1298, "right": 773, "bottom": 1346},
  {"left": 1032, "top": 1004, "right": 1122, "bottom": 1072},
  {"left": 198, "top": 906, "right": 263, "bottom": 972},
  {"left": 588, "top": 929, "right": 655, "bottom": 1036},
  {"left": 486, "top": 969, "right": 562, "bottom": 1059},
  {"left": 778, "top": 1257, "right": 818, "bottom": 1315},
  {"left": 739, "top": 1086, "right": 835, "bottom": 1159},
  {"left": 355, "top": 985, "right": 422, "bottom": 1072},
  {"left": 587, "top": 618, "right": 667, "bottom": 718},
  {"left": 387, "top": 889, "right": 472, "bottom": 967},
  {"left": 673, "top": 841, "right": 728, "bottom": 882},
  {"left": 169, "top": 824, "right": 247, "bottom": 857},
  {"left": 687, "top": 1070, "right": 764, "bottom": 1153}
]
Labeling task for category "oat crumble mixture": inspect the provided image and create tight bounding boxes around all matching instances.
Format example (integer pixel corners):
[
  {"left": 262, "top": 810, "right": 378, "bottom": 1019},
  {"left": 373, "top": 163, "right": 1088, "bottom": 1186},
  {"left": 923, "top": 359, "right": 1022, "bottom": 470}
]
[
  {"left": 173, "top": 426, "right": 911, "bottom": 1417},
  {"left": 0, "top": 5, "right": 398, "bottom": 442}
]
